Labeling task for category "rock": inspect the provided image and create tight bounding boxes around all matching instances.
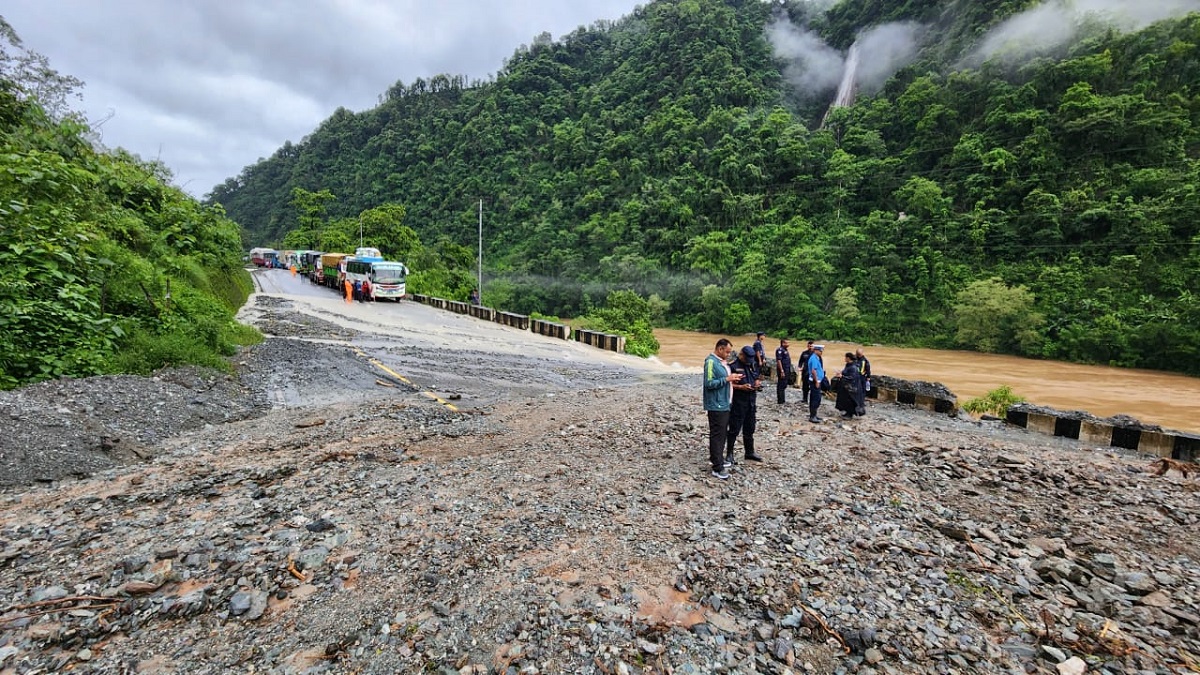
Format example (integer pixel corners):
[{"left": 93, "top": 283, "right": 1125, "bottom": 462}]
[
  {"left": 1139, "top": 590, "right": 1171, "bottom": 608},
  {"left": 305, "top": 518, "right": 336, "bottom": 532},
  {"left": 1040, "top": 645, "right": 1067, "bottom": 663},
  {"left": 121, "top": 580, "right": 161, "bottom": 595},
  {"left": 1115, "top": 572, "right": 1156, "bottom": 595},
  {"left": 1056, "top": 656, "right": 1087, "bottom": 675}
]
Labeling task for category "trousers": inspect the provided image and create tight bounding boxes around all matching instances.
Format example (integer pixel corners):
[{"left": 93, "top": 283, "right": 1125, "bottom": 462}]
[{"left": 707, "top": 410, "right": 730, "bottom": 471}]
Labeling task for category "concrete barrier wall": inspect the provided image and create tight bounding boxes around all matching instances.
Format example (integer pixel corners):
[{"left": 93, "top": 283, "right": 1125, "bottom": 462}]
[
  {"left": 496, "top": 311, "right": 530, "bottom": 330},
  {"left": 531, "top": 319, "right": 569, "bottom": 340},
  {"left": 573, "top": 328, "right": 625, "bottom": 353},
  {"left": 1005, "top": 404, "right": 1199, "bottom": 460},
  {"left": 468, "top": 305, "right": 496, "bottom": 322},
  {"left": 411, "top": 294, "right": 429, "bottom": 304},
  {"left": 447, "top": 300, "right": 469, "bottom": 315},
  {"left": 871, "top": 385, "right": 956, "bottom": 416}
]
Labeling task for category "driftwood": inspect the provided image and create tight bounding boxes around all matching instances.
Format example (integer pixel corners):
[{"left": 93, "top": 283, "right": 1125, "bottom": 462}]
[{"left": 1150, "top": 458, "right": 1196, "bottom": 478}]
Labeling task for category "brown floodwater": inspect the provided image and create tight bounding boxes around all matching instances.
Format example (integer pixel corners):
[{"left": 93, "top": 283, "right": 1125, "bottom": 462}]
[{"left": 649, "top": 328, "right": 1200, "bottom": 435}]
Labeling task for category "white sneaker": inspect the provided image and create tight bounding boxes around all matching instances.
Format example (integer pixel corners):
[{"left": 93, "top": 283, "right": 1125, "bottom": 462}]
[{"left": 711, "top": 470, "right": 730, "bottom": 480}]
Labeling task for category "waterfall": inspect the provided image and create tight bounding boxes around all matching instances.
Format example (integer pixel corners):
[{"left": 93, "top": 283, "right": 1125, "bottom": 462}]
[{"left": 821, "top": 42, "right": 860, "bottom": 126}]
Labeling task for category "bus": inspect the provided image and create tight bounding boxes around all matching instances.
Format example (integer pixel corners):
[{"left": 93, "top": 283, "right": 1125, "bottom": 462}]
[
  {"left": 249, "top": 247, "right": 277, "bottom": 267},
  {"left": 369, "top": 261, "right": 409, "bottom": 301}
]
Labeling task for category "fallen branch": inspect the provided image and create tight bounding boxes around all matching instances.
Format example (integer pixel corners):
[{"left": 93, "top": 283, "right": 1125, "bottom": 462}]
[
  {"left": 798, "top": 602, "right": 849, "bottom": 654},
  {"left": 1150, "top": 458, "right": 1196, "bottom": 479},
  {"left": 1, "top": 595, "right": 115, "bottom": 613},
  {"left": 0, "top": 601, "right": 120, "bottom": 625}
]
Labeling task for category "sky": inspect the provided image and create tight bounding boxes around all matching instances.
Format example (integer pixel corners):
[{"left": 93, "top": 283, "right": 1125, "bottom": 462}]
[{"left": 3, "top": 1, "right": 646, "bottom": 198}]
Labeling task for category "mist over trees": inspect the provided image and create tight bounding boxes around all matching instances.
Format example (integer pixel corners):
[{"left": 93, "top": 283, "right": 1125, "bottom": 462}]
[{"left": 211, "top": 0, "right": 1200, "bottom": 375}]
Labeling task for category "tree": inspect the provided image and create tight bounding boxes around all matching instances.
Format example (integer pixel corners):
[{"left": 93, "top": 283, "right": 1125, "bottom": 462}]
[{"left": 952, "top": 278, "right": 1043, "bottom": 355}]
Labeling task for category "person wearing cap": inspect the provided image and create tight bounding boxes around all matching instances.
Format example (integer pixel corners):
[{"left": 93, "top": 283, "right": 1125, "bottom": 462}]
[
  {"left": 807, "top": 344, "right": 827, "bottom": 423},
  {"left": 703, "top": 339, "right": 743, "bottom": 480},
  {"left": 727, "top": 345, "right": 764, "bottom": 464},
  {"left": 797, "top": 340, "right": 815, "bottom": 404},
  {"left": 753, "top": 332, "right": 766, "bottom": 374}
]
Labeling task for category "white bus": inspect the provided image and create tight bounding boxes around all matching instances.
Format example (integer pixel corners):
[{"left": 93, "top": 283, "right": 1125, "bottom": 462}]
[{"left": 369, "top": 261, "right": 409, "bottom": 301}]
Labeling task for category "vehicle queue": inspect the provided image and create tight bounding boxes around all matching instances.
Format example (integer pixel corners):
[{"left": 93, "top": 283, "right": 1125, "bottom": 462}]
[{"left": 248, "top": 247, "right": 409, "bottom": 301}]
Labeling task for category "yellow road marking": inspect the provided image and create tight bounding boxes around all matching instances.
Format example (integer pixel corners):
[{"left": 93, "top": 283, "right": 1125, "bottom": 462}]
[{"left": 357, "top": 350, "right": 459, "bottom": 412}]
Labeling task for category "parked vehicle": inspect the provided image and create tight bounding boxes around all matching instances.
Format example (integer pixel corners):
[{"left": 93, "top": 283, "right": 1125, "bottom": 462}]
[
  {"left": 320, "top": 253, "right": 349, "bottom": 288},
  {"left": 249, "top": 247, "right": 277, "bottom": 267},
  {"left": 368, "top": 261, "right": 409, "bottom": 301}
]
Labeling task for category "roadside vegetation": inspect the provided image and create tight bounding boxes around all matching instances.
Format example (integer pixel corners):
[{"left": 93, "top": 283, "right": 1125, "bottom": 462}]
[
  {"left": 0, "top": 19, "right": 258, "bottom": 389},
  {"left": 963, "top": 385, "right": 1026, "bottom": 417}
]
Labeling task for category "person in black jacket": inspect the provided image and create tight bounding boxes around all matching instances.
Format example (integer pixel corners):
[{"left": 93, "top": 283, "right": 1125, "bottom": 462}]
[
  {"left": 727, "top": 346, "right": 764, "bottom": 464},
  {"left": 835, "top": 352, "right": 866, "bottom": 418},
  {"left": 797, "top": 340, "right": 815, "bottom": 404},
  {"left": 855, "top": 348, "right": 872, "bottom": 395},
  {"left": 774, "top": 337, "right": 794, "bottom": 404}
]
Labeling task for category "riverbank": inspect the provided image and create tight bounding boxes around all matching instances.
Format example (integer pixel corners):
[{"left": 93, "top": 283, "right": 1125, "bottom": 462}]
[
  {"left": 0, "top": 293, "right": 1196, "bottom": 674},
  {"left": 651, "top": 328, "right": 1200, "bottom": 435}
]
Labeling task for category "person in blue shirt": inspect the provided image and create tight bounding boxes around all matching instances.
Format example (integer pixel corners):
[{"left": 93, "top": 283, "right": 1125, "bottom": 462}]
[
  {"left": 727, "top": 345, "right": 764, "bottom": 465},
  {"left": 703, "top": 339, "right": 742, "bottom": 479},
  {"left": 753, "top": 332, "right": 766, "bottom": 374},
  {"left": 807, "top": 344, "right": 826, "bottom": 423}
]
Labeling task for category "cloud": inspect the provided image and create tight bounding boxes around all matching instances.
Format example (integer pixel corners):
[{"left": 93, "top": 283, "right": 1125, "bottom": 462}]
[
  {"left": 970, "top": 0, "right": 1200, "bottom": 65},
  {"left": 767, "top": 17, "right": 924, "bottom": 102},
  {"left": 2, "top": 0, "right": 646, "bottom": 197},
  {"left": 765, "top": 19, "right": 845, "bottom": 94},
  {"left": 854, "top": 22, "right": 923, "bottom": 95}
]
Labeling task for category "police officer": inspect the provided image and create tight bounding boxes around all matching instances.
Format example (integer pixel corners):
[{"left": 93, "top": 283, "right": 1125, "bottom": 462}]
[
  {"left": 727, "top": 345, "right": 764, "bottom": 464},
  {"left": 775, "top": 337, "right": 794, "bottom": 404},
  {"left": 797, "top": 340, "right": 815, "bottom": 403}
]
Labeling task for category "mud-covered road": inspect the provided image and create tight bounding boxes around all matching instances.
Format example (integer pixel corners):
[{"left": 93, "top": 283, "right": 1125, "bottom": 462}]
[{"left": 244, "top": 269, "right": 672, "bottom": 410}]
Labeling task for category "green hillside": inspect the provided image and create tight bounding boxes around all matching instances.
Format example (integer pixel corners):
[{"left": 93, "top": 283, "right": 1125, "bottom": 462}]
[
  {"left": 211, "top": 0, "right": 1200, "bottom": 375},
  {"left": 0, "top": 18, "right": 259, "bottom": 389}
]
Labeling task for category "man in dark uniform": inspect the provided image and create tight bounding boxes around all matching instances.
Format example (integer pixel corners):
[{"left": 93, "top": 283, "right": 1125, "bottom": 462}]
[
  {"left": 855, "top": 348, "right": 872, "bottom": 395},
  {"left": 753, "top": 332, "right": 766, "bottom": 375},
  {"left": 727, "top": 346, "right": 764, "bottom": 465},
  {"left": 775, "top": 337, "right": 794, "bottom": 404},
  {"left": 797, "top": 340, "right": 815, "bottom": 404}
]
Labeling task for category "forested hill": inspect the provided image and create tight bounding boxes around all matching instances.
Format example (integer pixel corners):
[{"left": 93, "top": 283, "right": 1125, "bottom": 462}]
[{"left": 210, "top": 0, "right": 1200, "bottom": 375}]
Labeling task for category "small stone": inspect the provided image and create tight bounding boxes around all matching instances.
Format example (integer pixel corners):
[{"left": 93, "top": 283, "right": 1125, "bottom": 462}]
[
  {"left": 1056, "top": 656, "right": 1087, "bottom": 675},
  {"left": 864, "top": 648, "right": 883, "bottom": 665},
  {"left": 1040, "top": 645, "right": 1067, "bottom": 662},
  {"left": 1115, "top": 572, "right": 1156, "bottom": 595},
  {"left": 305, "top": 518, "right": 335, "bottom": 533},
  {"left": 76, "top": 649, "right": 93, "bottom": 661},
  {"left": 1139, "top": 590, "right": 1171, "bottom": 608}
]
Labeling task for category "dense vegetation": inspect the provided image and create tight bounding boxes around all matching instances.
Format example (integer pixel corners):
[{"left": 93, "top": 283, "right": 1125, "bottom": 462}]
[
  {"left": 0, "top": 19, "right": 258, "bottom": 389},
  {"left": 213, "top": 0, "right": 1200, "bottom": 374}
]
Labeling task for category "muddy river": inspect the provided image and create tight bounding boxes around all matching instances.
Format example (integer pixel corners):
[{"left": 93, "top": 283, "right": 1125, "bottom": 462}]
[{"left": 650, "top": 328, "right": 1200, "bottom": 435}]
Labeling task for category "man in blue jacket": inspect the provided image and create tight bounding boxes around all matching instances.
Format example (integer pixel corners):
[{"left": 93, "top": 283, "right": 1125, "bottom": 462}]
[
  {"left": 703, "top": 339, "right": 742, "bottom": 480},
  {"left": 807, "top": 344, "right": 826, "bottom": 423}
]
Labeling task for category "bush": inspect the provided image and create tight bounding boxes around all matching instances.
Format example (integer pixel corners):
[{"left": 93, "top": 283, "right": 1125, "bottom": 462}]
[
  {"left": 577, "top": 290, "right": 660, "bottom": 357},
  {"left": 111, "top": 325, "right": 233, "bottom": 375},
  {"left": 962, "top": 385, "right": 1025, "bottom": 416}
]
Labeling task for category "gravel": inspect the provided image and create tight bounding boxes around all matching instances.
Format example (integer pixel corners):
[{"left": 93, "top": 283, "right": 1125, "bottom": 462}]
[{"left": 0, "top": 295, "right": 1196, "bottom": 674}]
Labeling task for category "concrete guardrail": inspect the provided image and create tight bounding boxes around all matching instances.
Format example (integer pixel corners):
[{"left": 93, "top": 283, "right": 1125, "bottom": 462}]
[
  {"left": 495, "top": 311, "right": 530, "bottom": 330},
  {"left": 1005, "top": 403, "right": 1199, "bottom": 460},
  {"left": 574, "top": 328, "right": 625, "bottom": 353},
  {"left": 531, "top": 318, "right": 570, "bottom": 340},
  {"left": 468, "top": 305, "right": 496, "bottom": 322}
]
